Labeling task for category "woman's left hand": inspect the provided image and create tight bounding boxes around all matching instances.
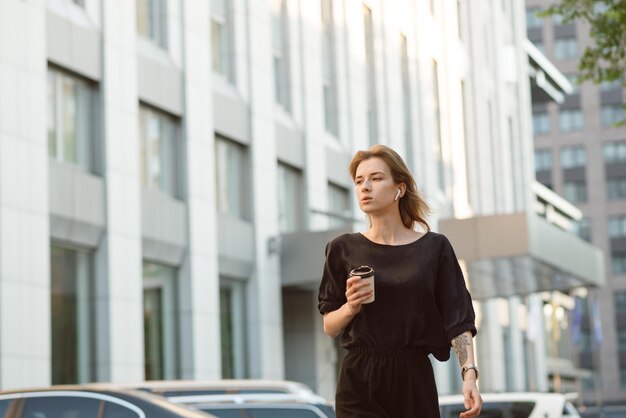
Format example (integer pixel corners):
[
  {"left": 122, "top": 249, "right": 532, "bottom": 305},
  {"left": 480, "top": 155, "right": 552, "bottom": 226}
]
[{"left": 459, "top": 375, "right": 482, "bottom": 418}]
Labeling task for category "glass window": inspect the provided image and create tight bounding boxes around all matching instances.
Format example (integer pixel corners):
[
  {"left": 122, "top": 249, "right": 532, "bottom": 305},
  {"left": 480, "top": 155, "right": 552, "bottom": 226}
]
[
  {"left": 202, "top": 408, "right": 321, "bottom": 418},
  {"left": 220, "top": 279, "right": 248, "bottom": 379},
  {"left": 321, "top": 0, "right": 339, "bottom": 136},
  {"left": 22, "top": 396, "right": 101, "bottom": 418},
  {"left": 616, "top": 292, "right": 626, "bottom": 313},
  {"left": 51, "top": 246, "right": 95, "bottom": 384},
  {"left": 364, "top": 5, "right": 378, "bottom": 146},
  {"left": 607, "top": 177, "right": 626, "bottom": 200},
  {"left": 138, "top": 106, "right": 179, "bottom": 197},
  {"left": 47, "top": 68, "right": 95, "bottom": 172},
  {"left": 534, "top": 149, "right": 552, "bottom": 171},
  {"left": 215, "top": 136, "right": 249, "bottom": 219},
  {"left": 560, "top": 145, "right": 586, "bottom": 169},
  {"left": 143, "top": 262, "right": 179, "bottom": 380},
  {"left": 558, "top": 108, "right": 584, "bottom": 132},
  {"left": 573, "top": 217, "right": 592, "bottom": 242},
  {"left": 328, "top": 182, "right": 350, "bottom": 227},
  {"left": 562, "top": 181, "right": 587, "bottom": 203},
  {"left": 554, "top": 36, "right": 577, "bottom": 60},
  {"left": 604, "top": 141, "right": 626, "bottom": 164},
  {"left": 0, "top": 400, "right": 12, "bottom": 418},
  {"left": 136, "top": 0, "right": 167, "bottom": 48},
  {"left": 103, "top": 402, "right": 141, "bottom": 418},
  {"left": 277, "top": 162, "right": 303, "bottom": 233},
  {"left": 612, "top": 252, "right": 626, "bottom": 274},
  {"left": 602, "top": 105, "right": 625, "bottom": 127},
  {"left": 600, "top": 78, "right": 623, "bottom": 92},
  {"left": 608, "top": 215, "right": 626, "bottom": 238},
  {"left": 212, "top": 0, "right": 234, "bottom": 81},
  {"left": 532, "top": 111, "right": 550, "bottom": 135},
  {"left": 273, "top": 0, "right": 291, "bottom": 111},
  {"left": 565, "top": 73, "right": 581, "bottom": 94},
  {"left": 526, "top": 7, "right": 544, "bottom": 29}
]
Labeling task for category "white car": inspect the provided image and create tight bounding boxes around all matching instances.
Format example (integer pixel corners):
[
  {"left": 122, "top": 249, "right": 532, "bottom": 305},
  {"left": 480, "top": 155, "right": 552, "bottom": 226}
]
[{"left": 439, "top": 392, "right": 581, "bottom": 418}]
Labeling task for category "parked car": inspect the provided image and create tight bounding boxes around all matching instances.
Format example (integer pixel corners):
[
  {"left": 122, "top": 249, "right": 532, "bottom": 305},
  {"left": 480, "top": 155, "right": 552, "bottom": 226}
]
[
  {"left": 114, "top": 379, "right": 320, "bottom": 399},
  {"left": 0, "top": 386, "right": 217, "bottom": 418},
  {"left": 178, "top": 393, "right": 336, "bottom": 418},
  {"left": 439, "top": 392, "right": 581, "bottom": 418}
]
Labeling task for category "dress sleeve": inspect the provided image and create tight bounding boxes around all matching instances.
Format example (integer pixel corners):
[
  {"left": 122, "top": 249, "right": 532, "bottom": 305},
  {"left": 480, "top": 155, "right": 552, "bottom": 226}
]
[
  {"left": 436, "top": 235, "right": 477, "bottom": 343},
  {"left": 317, "top": 240, "right": 347, "bottom": 315}
]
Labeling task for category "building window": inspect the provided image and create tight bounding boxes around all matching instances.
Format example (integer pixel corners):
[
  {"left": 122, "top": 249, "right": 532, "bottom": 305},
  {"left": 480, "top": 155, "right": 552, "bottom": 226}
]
[
  {"left": 211, "top": 0, "right": 234, "bottom": 81},
  {"left": 565, "top": 73, "right": 581, "bottom": 94},
  {"left": 532, "top": 111, "right": 550, "bottom": 135},
  {"left": 328, "top": 182, "right": 350, "bottom": 227},
  {"left": 563, "top": 181, "right": 586, "bottom": 203},
  {"left": 601, "top": 104, "right": 625, "bottom": 127},
  {"left": 363, "top": 5, "right": 378, "bottom": 146},
  {"left": 321, "top": 0, "right": 339, "bottom": 136},
  {"left": 277, "top": 162, "right": 303, "bottom": 233},
  {"left": 47, "top": 68, "right": 95, "bottom": 172},
  {"left": 554, "top": 36, "right": 577, "bottom": 60},
  {"left": 51, "top": 246, "right": 95, "bottom": 384},
  {"left": 215, "top": 136, "right": 249, "bottom": 220},
  {"left": 220, "top": 278, "right": 248, "bottom": 379},
  {"left": 272, "top": 0, "right": 291, "bottom": 111},
  {"left": 613, "top": 252, "right": 626, "bottom": 274},
  {"left": 607, "top": 178, "right": 626, "bottom": 200},
  {"left": 136, "top": 0, "right": 167, "bottom": 48},
  {"left": 526, "top": 7, "right": 544, "bottom": 30},
  {"left": 604, "top": 141, "right": 626, "bottom": 164},
  {"left": 433, "top": 60, "right": 444, "bottom": 190},
  {"left": 143, "top": 262, "right": 179, "bottom": 380},
  {"left": 558, "top": 108, "right": 584, "bottom": 132},
  {"left": 600, "top": 78, "right": 623, "bottom": 92},
  {"left": 138, "top": 105, "right": 179, "bottom": 197},
  {"left": 534, "top": 149, "right": 553, "bottom": 171},
  {"left": 609, "top": 215, "right": 626, "bottom": 238},
  {"left": 573, "top": 217, "right": 592, "bottom": 242},
  {"left": 560, "top": 145, "right": 586, "bottom": 169}
]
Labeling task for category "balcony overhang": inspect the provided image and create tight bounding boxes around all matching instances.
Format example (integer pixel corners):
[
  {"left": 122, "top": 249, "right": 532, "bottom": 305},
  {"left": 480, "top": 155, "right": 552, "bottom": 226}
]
[
  {"left": 526, "top": 39, "right": 573, "bottom": 105},
  {"left": 439, "top": 212, "right": 605, "bottom": 300}
]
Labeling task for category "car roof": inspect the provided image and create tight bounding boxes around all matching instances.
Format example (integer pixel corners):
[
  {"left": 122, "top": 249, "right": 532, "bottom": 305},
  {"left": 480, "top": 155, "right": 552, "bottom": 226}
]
[
  {"left": 0, "top": 386, "right": 216, "bottom": 418},
  {"left": 169, "top": 392, "right": 330, "bottom": 406},
  {"left": 88, "top": 379, "right": 313, "bottom": 392}
]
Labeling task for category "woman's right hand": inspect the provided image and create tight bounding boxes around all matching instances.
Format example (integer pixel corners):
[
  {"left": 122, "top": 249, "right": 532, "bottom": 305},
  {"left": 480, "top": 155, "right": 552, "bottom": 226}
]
[{"left": 345, "top": 277, "right": 373, "bottom": 315}]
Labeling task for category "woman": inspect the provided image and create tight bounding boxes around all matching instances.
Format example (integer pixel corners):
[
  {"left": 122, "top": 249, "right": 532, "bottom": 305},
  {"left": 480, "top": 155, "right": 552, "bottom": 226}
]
[{"left": 318, "top": 145, "right": 482, "bottom": 418}]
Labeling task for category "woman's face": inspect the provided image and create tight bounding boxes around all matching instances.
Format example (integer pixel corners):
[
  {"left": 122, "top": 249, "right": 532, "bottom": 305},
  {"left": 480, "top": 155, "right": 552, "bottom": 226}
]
[{"left": 354, "top": 157, "right": 403, "bottom": 214}]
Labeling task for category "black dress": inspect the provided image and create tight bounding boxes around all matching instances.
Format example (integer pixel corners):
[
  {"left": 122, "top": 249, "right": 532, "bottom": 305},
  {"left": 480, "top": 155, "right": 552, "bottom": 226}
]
[{"left": 318, "top": 231, "right": 476, "bottom": 418}]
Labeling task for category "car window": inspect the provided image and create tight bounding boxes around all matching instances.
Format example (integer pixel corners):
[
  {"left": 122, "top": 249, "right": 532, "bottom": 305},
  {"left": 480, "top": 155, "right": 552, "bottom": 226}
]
[
  {"left": 441, "top": 401, "right": 535, "bottom": 418},
  {"left": 21, "top": 396, "right": 101, "bottom": 418},
  {"left": 102, "top": 401, "right": 140, "bottom": 418},
  {"left": 0, "top": 400, "right": 12, "bottom": 418},
  {"left": 202, "top": 407, "right": 321, "bottom": 418},
  {"left": 160, "top": 389, "right": 287, "bottom": 397}
]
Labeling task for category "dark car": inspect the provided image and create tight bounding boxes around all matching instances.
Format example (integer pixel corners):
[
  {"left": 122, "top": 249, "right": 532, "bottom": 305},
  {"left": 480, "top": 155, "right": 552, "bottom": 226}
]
[{"left": 0, "top": 386, "right": 217, "bottom": 418}]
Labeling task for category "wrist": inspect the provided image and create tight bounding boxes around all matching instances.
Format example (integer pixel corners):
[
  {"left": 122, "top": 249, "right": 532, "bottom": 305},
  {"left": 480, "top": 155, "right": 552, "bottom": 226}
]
[
  {"left": 345, "top": 302, "right": 357, "bottom": 316},
  {"left": 461, "top": 364, "right": 479, "bottom": 382}
]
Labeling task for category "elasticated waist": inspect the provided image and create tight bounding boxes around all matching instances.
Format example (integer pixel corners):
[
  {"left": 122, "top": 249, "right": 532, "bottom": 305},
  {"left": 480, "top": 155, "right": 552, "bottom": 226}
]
[{"left": 347, "top": 346, "right": 428, "bottom": 357}]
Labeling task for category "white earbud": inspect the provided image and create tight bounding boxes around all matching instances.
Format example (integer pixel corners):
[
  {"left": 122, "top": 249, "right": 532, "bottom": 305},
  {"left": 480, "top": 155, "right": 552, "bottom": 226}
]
[{"left": 395, "top": 189, "right": 402, "bottom": 201}]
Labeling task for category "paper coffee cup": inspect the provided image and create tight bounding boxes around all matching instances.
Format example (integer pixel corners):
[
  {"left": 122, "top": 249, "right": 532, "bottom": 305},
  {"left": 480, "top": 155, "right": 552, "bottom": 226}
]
[{"left": 350, "top": 265, "right": 375, "bottom": 304}]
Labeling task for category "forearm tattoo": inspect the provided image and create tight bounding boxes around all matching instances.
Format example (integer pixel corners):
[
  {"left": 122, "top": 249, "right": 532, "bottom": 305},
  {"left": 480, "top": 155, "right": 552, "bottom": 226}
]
[{"left": 452, "top": 333, "right": 470, "bottom": 366}]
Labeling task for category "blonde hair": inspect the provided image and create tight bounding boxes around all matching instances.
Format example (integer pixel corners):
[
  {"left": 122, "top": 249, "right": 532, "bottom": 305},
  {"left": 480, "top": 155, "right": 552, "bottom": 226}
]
[{"left": 348, "top": 144, "right": 431, "bottom": 232}]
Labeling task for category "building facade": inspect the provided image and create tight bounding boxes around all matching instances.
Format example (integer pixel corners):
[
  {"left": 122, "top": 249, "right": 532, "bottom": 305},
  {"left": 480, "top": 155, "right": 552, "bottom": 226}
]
[
  {"left": 526, "top": 0, "right": 626, "bottom": 408},
  {"left": 0, "top": 0, "right": 604, "bottom": 403}
]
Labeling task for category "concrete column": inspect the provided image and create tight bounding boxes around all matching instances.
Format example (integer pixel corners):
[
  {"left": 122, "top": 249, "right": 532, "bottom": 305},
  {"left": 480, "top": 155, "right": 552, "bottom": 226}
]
[
  {"left": 509, "top": 296, "right": 527, "bottom": 391},
  {"left": 96, "top": 0, "right": 144, "bottom": 381},
  {"left": 0, "top": 0, "right": 49, "bottom": 389},
  {"left": 477, "top": 299, "right": 507, "bottom": 391},
  {"left": 178, "top": 0, "right": 221, "bottom": 379},
  {"left": 245, "top": 0, "right": 285, "bottom": 379}
]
